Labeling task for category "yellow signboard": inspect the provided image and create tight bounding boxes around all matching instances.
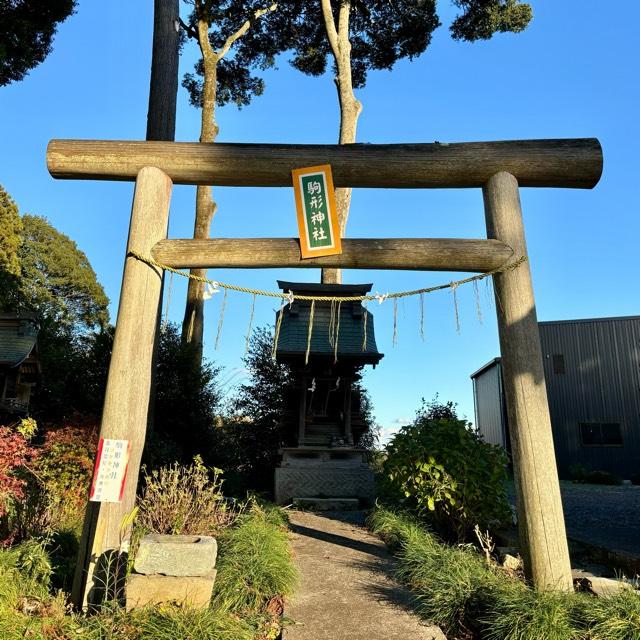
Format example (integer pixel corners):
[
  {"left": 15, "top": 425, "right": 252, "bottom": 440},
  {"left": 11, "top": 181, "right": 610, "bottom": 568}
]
[{"left": 292, "top": 164, "right": 342, "bottom": 259}]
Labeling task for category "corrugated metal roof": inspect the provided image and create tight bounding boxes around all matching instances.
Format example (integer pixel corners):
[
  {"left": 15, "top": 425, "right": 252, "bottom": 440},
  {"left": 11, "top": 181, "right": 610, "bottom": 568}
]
[{"left": 0, "top": 317, "right": 38, "bottom": 367}]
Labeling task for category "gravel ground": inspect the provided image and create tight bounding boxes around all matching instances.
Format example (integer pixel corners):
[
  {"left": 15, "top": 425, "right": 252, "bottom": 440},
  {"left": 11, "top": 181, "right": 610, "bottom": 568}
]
[
  {"left": 558, "top": 481, "right": 640, "bottom": 555},
  {"left": 509, "top": 481, "right": 640, "bottom": 556}
]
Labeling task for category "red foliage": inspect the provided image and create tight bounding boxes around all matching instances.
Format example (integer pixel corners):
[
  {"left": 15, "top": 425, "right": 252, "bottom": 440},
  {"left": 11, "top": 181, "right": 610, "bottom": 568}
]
[{"left": 0, "top": 426, "right": 36, "bottom": 517}]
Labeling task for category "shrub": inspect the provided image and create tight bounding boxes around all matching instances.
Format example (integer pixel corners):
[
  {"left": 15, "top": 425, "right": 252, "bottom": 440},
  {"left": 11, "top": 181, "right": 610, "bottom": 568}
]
[
  {"left": 382, "top": 399, "right": 511, "bottom": 540},
  {"left": 0, "top": 426, "right": 33, "bottom": 519},
  {"left": 568, "top": 463, "right": 589, "bottom": 483},
  {"left": 568, "top": 464, "right": 623, "bottom": 486},
  {"left": 631, "top": 472, "right": 640, "bottom": 486},
  {"left": 585, "top": 469, "right": 623, "bottom": 485},
  {"left": 33, "top": 422, "right": 98, "bottom": 532},
  {"left": 136, "top": 457, "right": 238, "bottom": 537}
]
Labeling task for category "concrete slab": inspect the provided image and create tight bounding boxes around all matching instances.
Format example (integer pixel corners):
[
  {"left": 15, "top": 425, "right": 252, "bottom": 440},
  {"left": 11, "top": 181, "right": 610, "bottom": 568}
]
[{"left": 284, "top": 510, "right": 445, "bottom": 640}]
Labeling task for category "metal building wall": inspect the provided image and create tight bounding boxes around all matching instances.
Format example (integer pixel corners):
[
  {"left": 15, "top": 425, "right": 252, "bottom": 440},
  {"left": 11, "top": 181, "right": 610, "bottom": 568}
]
[
  {"left": 539, "top": 316, "right": 640, "bottom": 479},
  {"left": 472, "top": 360, "right": 505, "bottom": 448},
  {"left": 471, "top": 316, "right": 640, "bottom": 479}
]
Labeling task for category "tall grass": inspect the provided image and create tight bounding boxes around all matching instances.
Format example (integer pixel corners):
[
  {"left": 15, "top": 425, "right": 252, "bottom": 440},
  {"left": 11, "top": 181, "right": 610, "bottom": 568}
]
[
  {"left": 368, "top": 506, "right": 640, "bottom": 640},
  {"left": 0, "top": 503, "right": 298, "bottom": 640},
  {"left": 575, "top": 589, "right": 640, "bottom": 640},
  {"left": 213, "top": 504, "right": 298, "bottom": 615}
]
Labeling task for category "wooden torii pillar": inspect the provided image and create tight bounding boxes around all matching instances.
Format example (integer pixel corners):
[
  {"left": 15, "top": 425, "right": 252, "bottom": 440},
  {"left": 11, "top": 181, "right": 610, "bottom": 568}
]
[{"left": 46, "top": 138, "right": 602, "bottom": 606}]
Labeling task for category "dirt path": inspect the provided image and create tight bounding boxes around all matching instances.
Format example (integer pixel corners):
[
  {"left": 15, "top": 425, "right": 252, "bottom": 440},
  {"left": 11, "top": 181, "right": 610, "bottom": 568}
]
[{"left": 283, "top": 510, "right": 445, "bottom": 640}]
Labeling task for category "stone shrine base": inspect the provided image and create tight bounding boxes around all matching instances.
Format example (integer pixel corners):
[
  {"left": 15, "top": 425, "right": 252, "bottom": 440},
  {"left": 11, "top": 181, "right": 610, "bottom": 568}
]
[{"left": 275, "top": 447, "right": 375, "bottom": 506}]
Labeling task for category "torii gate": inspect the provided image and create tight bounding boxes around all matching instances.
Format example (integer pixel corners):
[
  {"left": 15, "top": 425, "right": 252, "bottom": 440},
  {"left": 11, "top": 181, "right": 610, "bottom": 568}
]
[{"left": 46, "top": 137, "right": 603, "bottom": 608}]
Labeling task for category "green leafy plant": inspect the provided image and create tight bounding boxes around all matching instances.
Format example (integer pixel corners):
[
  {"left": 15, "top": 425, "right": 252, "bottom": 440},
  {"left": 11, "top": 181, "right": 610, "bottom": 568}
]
[
  {"left": 383, "top": 399, "right": 511, "bottom": 540},
  {"left": 14, "top": 539, "right": 52, "bottom": 587},
  {"left": 568, "top": 463, "right": 589, "bottom": 483}
]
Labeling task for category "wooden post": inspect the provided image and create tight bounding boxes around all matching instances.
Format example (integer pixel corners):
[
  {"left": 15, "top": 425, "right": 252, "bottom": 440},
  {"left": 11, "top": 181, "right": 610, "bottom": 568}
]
[
  {"left": 483, "top": 171, "right": 572, "bottom": 591},
  {"left": 72, "top": 166, "right": 173, "bottom": 609},
  {"left": 298, "top": 378, "right": 307, "bottom": 445},
  {"left": 343, "top": 380, "right": 352, "bottom": 444}
]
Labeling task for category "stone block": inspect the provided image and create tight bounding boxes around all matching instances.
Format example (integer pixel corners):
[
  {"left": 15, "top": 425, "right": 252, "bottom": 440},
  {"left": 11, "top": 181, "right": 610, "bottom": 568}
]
[
  {"left": 293, "top": 497, "right": 360, "bottom": 511},
  {"left": 586, "top": 576, "right": 635, "bottom": 598},
  {"left": 126, "top": 570, "right": 217, "bottom": 611},
  {"left": 275, "top": 466, "right": 375, "bottom": 505},
  {"left": 134, "top": 534, "right": 217, "bottom": 577}
]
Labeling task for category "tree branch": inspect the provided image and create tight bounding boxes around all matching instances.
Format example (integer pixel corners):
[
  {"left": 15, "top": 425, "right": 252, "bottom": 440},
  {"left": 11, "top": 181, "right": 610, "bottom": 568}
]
[
  {"left": 216, "top": 3, "right": 278, "bottom": 61},
  {"left": 321, "top": 0, "right": 341, "bottom": 59},
  {"left": 179, "top": 17, "right": 198, "bottom": 40}
]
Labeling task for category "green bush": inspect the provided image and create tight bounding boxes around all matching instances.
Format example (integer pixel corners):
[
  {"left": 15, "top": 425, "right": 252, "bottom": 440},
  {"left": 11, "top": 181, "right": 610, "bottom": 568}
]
[
  {"left": 569, "top": 463, "right": 589, "bottom": 483},
  {"left": 631, "top": 472, "right": 640, "bottom": 486},
  {"left": 569, "top": 464, "right": 623, "bottom": 486},
  {"left": 585, "top": 470, "right": 623, "bottom": 485},
  {"left": 34, "top": 421, "right": 98, "bottom": 533},
  {"left": 382, "top": 399, "right": 511, "bottom": 540}
]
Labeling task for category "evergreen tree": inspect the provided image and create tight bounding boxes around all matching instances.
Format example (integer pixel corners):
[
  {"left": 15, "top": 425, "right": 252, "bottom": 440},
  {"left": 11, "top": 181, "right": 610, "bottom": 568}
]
[
  {"left": 0, "top": 185, "right": 23, "bottom": 308},
  {"left": 18, "top": 215, "right": 109, "bottom": 331},
  {"left": 0, "top": 0, "right": 77, "bottom": 86},
  {"left": 275, "top": 0, "right": 533, "bottom": 283}
]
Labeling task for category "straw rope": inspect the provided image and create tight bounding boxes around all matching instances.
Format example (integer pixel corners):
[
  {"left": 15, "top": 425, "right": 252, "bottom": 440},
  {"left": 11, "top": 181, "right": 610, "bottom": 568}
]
[{"left": 128, "top": 250, "right": 526, "bottom": 304}]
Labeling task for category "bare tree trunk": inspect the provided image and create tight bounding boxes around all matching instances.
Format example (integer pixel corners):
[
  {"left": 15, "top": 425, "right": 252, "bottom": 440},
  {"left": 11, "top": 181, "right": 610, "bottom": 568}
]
[
  {"left": 181, "top": 11, "right": 219, "bottom": 361},
  {"left": 181, "top": 2, "right": 276, "bottom": 361},
  {"left": 321, "top": 0, "right": 362, "bottom": 284},
  {"left": 146, "top": 0, "right": 179, "bottom": 141},
  {"left": 146, "top": 0, "right": 180, "bottom": 434}
]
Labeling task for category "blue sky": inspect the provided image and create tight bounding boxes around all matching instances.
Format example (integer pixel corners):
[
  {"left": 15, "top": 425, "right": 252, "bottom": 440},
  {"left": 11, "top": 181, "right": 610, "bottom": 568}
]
[{"left": 1, "top": 1, "right": 638, "bottom": 442}]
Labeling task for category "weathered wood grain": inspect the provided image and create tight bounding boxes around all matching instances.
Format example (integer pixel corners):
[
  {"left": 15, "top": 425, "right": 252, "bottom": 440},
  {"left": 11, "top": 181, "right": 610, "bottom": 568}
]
[
  {"left": 483, "top": 171, "right": 573, "bottom": 591},
  {"left": 47, "top": 138, "right": 602, "bottom": 188},
  {"left": 72, "top": 167, "right": 172, "bottom": 610},
  {"left": 151, "top": 237, "right": 513, "bottom": 273}
]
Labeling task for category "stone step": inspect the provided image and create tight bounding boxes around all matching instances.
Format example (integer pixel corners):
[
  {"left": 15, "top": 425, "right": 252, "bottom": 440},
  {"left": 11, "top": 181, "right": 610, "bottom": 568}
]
[{"left": 292, "top": 497, "right": 360, "bottom": 511}]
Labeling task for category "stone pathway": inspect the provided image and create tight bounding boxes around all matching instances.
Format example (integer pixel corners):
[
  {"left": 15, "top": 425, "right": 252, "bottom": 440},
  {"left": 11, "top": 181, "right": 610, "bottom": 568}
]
[{"left": 283, "top": 510, "right": 445, "bottom": 640}]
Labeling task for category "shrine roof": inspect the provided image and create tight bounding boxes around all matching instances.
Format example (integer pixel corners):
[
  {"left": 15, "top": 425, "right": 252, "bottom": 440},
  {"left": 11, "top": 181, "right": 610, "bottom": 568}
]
[
  {"left": 277, "top": 281, "right": 373, "bottom": 296},
  {"left": 275, "top": 282, "right": 382, "bottom": 364},
  {"left": 0, "top": 314, "right": 38, "bottom": 368}
]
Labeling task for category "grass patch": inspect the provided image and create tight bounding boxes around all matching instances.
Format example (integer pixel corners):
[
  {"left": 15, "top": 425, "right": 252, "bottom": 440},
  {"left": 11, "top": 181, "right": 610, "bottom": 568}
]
[
  {"left": 213, "top": 504, "right": 298, "bottom": 615},
  {"left": 0, "top": 503, "right": 297, "bottom": 639},
  {"left": 368, "top": 506, "right": 640, "bottom": 640}
]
